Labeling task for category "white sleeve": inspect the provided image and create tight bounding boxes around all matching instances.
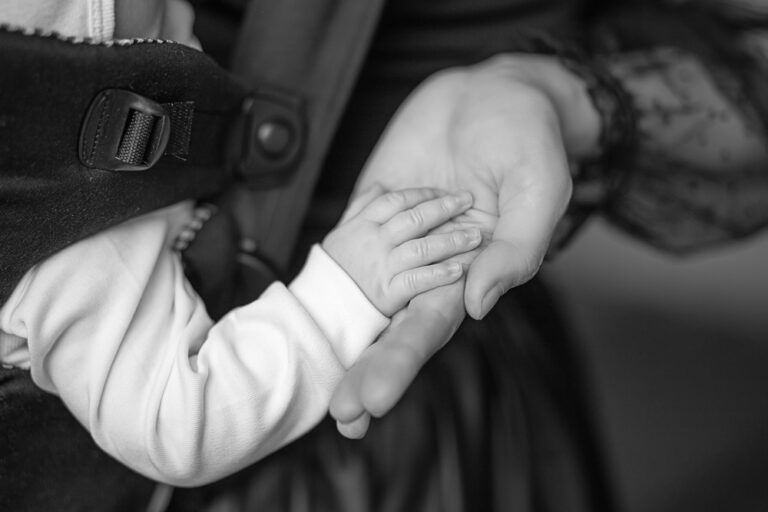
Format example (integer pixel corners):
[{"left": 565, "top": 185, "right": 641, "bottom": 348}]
[
  {"left": 0, "top": 0, "right": 115, "bottom": 41},
  {"left": 0, "top": 204, "right": 388, "bottom": 486}
]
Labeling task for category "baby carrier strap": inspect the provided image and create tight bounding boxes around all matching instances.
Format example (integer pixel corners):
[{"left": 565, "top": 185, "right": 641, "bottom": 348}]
[
  {"left": 181, "top": 0, "right": 388, "bottom": 312},
  {"left": 221, "top": 0, "right": 388, "bottom": 279},
  {"left": 0, "top": 25, "right": 305, "bottom": 304}
]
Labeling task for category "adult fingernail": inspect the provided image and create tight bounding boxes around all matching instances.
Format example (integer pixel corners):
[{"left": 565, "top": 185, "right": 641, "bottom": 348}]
[{"left": 336, "top": 414, "right": 371, "bottom": 439}]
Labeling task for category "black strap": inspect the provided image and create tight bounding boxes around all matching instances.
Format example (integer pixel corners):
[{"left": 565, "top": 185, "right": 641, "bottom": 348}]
[{"left": 0, "top": 26, "right": 298, "bottom": 303}]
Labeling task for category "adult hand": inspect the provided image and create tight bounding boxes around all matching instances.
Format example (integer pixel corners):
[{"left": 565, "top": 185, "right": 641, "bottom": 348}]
[
  {"left": 329, "top": 54, "right": 600, "bottom": 437},
  {"left": 330, "top": 268, "right": 469, "bottom": 439},
  {"left": 355, "top": 54, "right": 599, "bottom": 318}
]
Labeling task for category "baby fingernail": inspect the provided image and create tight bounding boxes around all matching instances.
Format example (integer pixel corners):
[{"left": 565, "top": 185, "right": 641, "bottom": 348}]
[
  {"left": 446, "top": 262, "right": 463, "bottom": 275},
  {"left": 455, "top": 229, "right": 480, "bottom": 246},
  {"left": 466, "top": 228, "right": 482, "bottom": 243},
  {"left": 456, "top": 191, "right": 473, "bottom": 206}
]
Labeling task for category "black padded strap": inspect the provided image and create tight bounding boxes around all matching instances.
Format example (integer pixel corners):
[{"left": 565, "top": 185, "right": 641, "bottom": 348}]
[{"left": 0, "top": 26, "right": 250, "bottom": 303}]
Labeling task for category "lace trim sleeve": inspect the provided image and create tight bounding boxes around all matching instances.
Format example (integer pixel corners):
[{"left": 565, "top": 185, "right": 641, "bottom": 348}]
[{"left": 574, "top": 2, "right": 768, "bottom": 252}]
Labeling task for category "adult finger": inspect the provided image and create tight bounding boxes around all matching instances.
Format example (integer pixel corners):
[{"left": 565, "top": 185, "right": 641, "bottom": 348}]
[
  {"left": 329, "top": 352, "right": 372, "bottom": 424},
  {"left": 359, "top": 282, "right": 465, "bottom": 417},
  {"left": 329, "top": 275, "right": 466, "bottom": 431},
  {"left": 329, "top": 323, "right": 415, "bottom": 433},
  {"left": 464, "top": 140, "right": 572, "bottom": 320},
  {"left": 328, "top": 312, "right": 434, "bottom": 427},
  {"left": 336, "top": 413, "right": 371, "bottom": 440}
]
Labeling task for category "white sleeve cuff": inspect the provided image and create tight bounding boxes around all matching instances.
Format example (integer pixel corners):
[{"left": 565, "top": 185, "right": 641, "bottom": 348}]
[{"left": 289, "top": 245, "right": 389, "bottom": 368}]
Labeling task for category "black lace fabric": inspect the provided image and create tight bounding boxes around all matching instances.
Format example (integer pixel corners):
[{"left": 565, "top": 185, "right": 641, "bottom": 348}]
[{"left": 588, "top": 1, "right": 768, "bottom": 252}]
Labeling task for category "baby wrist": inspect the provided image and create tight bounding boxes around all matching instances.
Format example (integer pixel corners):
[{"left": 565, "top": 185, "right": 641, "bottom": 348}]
[{"left": 289, "top": 245, "right": 389, "bottom": 368}]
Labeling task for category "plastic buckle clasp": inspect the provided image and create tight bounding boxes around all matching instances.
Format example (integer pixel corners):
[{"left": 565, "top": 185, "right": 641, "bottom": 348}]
[
  {"left": 230, "top": 87, "right": 305, "bottom": 187},
  {"left": 79, "top": 89, "right": 171, "bottom": 172}
]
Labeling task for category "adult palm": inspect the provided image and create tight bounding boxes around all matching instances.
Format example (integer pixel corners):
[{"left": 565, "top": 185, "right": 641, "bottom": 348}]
[{"left": 330, "top": 55, "right": 595, "bottom": 437}]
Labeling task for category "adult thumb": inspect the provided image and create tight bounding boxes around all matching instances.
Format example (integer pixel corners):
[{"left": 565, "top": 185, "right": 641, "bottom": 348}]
[{"left": 464, "top": 239, "right": 544, "bottom": 320}]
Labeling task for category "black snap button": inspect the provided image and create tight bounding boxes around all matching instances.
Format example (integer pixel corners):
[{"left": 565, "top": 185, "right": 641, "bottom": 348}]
[{"left": 256, "top": 120, "right": 293, "bottom": 157}]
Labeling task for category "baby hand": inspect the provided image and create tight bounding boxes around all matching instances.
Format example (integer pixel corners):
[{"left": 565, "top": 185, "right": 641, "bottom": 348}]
[{"left": 322, "top": 187, "right": 482, "bottom": 317}]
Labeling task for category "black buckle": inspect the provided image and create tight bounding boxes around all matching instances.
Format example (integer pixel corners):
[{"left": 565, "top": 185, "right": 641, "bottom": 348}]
[
  {"left": 230, "top": 88, "right": 305, "bottom": 186},
  {"left": 79, "top": 89, "right": 171, "bottom": 172}
]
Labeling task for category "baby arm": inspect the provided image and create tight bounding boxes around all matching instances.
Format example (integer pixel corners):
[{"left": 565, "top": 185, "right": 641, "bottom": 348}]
[{"left": 0, "top": 190, "right": 478, "bottom": 486}]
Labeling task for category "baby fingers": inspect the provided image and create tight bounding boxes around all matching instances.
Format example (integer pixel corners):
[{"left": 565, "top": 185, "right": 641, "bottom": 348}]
[
  {"left": 387, "top": 262, "right": 464, "bottom": 310},
  {"left": 360, "top": 188, "right": 446, "bottom": 223},
  {"left": 383, "top": 191, "right": 473, "bottom": 243},
  {"left": 392, "top": 228, "right": 482, "bottom": 272}
]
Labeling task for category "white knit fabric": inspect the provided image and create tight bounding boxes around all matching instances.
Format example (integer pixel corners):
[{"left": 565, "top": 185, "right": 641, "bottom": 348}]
[
  {"left": 0, "top": 203, "right": 388, "bottom": 485},
  {"left": 0, "top": 0, "right": 114, "bottom": 41}
]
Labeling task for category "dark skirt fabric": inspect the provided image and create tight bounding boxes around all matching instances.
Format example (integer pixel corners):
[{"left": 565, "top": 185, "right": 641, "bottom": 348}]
[
  {"left": 168, "top": 279, "right": 614, "bottom": 512},
  {"left": 0, "top": 368, "right": 156, "bottom": 511},
  {"left": 0, "top": 279, "right": 612, "bottom": 512}
]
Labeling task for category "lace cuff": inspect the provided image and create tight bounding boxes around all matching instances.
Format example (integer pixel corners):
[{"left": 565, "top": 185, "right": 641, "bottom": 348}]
[
  {"left": 512, "top": 33, "right": 638, "bottom": 251},
  {"left": 549, "top": 3, "right": 768, "bottom": 253},
  {"left": 586, "top": 4, "right": 768, "bottom": 252}
]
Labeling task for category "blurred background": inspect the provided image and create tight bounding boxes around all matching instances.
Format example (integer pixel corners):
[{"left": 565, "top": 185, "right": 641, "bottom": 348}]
[{"left": 543, "top": 218, "right": 768, "bottom": 512}]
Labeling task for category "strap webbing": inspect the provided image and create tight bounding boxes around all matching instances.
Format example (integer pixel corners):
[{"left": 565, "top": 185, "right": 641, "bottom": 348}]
[
  {"left": 115, "top": 102, "right": 193, "bottom": 165},
  {"left": 117, "top": 110, "right": 158, "bottom": 165}
]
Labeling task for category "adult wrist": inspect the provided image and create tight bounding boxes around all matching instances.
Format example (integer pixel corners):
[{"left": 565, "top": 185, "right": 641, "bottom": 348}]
[
  {"left": 512, "top": 54, "right": 603, "bottom": 160},
  {"left": 498, "top": 34, "right": 638, "bottom": 250},
  {"left": 557, "top": 51, "right": 637, "bottom": 249},
  {"left": 504, "top": 33, "right": 637, "bottom": 166}
]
